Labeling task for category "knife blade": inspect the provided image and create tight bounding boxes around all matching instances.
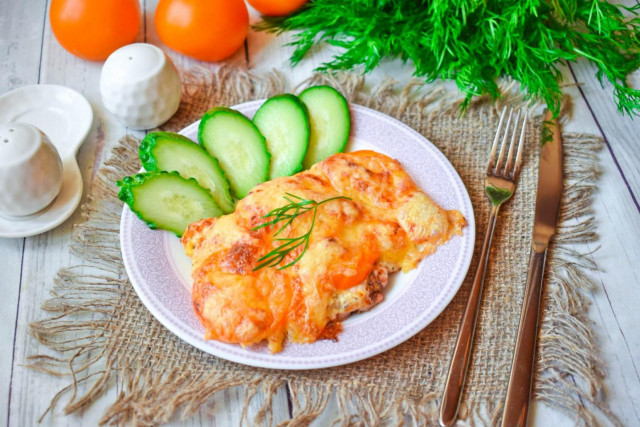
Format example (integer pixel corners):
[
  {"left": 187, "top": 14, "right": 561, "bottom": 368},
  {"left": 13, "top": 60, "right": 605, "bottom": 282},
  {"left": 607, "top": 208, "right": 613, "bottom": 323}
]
[
  {"left": 531, "top": 112, "right": 564, "bottom": 251},
  {"left": 501, "top": 110, "right": 563, "bottom": 427}
]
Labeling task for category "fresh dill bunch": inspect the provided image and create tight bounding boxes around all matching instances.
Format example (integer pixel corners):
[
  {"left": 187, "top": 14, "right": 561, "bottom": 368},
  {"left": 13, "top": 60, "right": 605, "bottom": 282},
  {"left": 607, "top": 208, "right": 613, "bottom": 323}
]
[
  {"left": 252, "top": 193, "right": 351, "bottom": 270},
  {"left": 255, "top": 0, "right": 640, "bottom": 117}
]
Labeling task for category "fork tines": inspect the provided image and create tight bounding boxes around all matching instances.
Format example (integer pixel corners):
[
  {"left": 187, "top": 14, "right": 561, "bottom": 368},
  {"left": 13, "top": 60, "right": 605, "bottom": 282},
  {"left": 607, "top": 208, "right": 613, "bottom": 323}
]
[{"left": 487, "top": 107, "right": 527, "bottom": 180}]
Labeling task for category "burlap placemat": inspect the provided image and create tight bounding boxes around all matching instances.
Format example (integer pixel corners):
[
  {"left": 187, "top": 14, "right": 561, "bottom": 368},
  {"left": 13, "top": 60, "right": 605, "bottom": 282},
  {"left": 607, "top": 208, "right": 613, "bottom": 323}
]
[{"left": 28, "top": 67, "right": 612, "bottom": 426}]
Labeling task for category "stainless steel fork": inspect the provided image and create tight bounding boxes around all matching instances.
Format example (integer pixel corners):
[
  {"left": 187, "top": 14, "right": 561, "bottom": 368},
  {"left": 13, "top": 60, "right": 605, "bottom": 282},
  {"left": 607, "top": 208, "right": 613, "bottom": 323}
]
[{"left": 439, "top": 107, "right": 528, "bottom": 427}]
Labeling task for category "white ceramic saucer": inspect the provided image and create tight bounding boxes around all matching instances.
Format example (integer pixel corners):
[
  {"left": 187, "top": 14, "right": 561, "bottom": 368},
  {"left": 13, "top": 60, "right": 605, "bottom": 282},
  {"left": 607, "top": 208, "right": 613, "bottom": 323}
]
[{"left": 0, "top": 84, "right": 93, "bottom": 238}]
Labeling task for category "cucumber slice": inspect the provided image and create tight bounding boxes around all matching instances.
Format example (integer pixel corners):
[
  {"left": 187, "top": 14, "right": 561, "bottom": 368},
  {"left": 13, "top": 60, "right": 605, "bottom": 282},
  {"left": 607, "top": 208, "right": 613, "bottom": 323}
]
[
  {"left": 299, "top": 85, "right": 351, "bottom": 169},
  {"left": 253, "top": 94, "right": 310, "bottom": 179},
  {"left": 117, "top": 171, "right": 222, "bottom": 237},
  {"left": 139, "top": 132, "right": 234, "bottom": 214},
  {"left": 198, "top": 107, "right": 270, "bottom": 199}
]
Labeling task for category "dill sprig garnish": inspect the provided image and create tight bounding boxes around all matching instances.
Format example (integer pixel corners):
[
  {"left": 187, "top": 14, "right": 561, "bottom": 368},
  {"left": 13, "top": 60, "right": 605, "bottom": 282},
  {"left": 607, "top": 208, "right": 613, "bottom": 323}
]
[
  {"left": 252, "top": 193, "right": 350, "bottom": 270},
  {"left": 255, "top": 0, "right": 640, "bottom": 117}
]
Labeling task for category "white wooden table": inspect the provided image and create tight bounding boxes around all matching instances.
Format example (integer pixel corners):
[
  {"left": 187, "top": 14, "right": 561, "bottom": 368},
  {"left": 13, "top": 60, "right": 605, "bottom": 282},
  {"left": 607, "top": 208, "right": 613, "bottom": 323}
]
[{"left": 1, "top": 1, "right": 639, "bottom": 426}]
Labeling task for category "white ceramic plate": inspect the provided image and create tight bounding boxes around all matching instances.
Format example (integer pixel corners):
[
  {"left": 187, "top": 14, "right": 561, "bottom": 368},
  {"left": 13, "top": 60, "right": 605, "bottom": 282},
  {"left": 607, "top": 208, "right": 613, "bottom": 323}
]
[
  {"left": 120, "top": 101, "right": 475, "bottom": 370},
  {"left": 0, "top": 84, "right": 93, "bottom": 238}
]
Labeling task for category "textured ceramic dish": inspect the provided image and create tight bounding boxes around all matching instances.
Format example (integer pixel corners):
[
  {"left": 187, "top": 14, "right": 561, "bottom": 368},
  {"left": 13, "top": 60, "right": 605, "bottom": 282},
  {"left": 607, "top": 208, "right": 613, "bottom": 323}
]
[
  {"left": 120, "top": 101, "right": 475, "bottom": 370},
  {"left": 0, "top": 84, "right": 93, "bottom": 238},
  {"left": 100, "top": 43, "right": 181, "bottom": 130},
  {"left": 0, "top": 123, "right": 63, "bottom": 217}
]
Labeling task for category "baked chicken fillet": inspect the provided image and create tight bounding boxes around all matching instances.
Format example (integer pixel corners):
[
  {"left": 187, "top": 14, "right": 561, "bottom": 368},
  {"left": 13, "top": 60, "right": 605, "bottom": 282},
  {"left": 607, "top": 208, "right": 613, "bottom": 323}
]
[{"left": 181, "top": 150, "right": 466, "bottom": 353}]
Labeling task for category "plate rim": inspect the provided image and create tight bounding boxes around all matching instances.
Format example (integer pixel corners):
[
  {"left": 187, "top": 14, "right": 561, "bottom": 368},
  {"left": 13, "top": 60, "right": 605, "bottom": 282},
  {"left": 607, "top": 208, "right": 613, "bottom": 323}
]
[{"left": 121, "top": 101, "right": 475, "bottom": 370}]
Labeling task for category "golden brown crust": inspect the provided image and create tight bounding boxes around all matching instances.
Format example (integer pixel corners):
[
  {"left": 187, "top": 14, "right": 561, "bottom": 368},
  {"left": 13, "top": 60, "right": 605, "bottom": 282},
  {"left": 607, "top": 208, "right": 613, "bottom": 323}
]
[{"left": 183, "top": 150, "right": 466, "bottom": 352}]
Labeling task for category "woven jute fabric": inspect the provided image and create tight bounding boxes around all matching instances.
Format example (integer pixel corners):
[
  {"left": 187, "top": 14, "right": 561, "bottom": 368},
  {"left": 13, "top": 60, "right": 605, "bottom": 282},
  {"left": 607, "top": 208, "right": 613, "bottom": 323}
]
[{"left": 28, "top": 67, "right": 614, "bottom": 426}]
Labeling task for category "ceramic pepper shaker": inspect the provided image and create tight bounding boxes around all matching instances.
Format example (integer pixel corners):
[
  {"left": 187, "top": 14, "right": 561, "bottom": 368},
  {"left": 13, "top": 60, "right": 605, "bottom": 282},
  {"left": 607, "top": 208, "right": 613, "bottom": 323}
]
[
  {"left": 0, "top": 123, "right": 63, "bottom": 217},
  {"left": 100, "top": 43, "right": 181, "bottom": 130}
]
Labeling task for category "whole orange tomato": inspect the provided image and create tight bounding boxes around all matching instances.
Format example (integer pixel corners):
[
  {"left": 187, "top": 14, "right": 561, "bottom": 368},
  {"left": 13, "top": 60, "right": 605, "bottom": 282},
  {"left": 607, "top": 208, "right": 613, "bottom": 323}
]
[
  {"left": 155, "top": 0, "right": 248, "bottom": 62},
  {"left": 247, "top": 0, "right": 308, "bottom": 16},
  {"left": 50, "top": 0, "right": 141, "bottom": 61}
]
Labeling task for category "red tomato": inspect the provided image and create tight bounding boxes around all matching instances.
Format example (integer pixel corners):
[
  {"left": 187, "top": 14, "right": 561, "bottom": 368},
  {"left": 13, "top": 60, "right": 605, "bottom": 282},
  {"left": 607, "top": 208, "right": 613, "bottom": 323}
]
[
  {"left": 50, "top": 0, "right": 141, "bottom": 61},
  {"left": 155, "top": 0, "right": 248, "bottom": 62},
  {"left": 247, "top": 0, "right": 308, "bottom": 16}
]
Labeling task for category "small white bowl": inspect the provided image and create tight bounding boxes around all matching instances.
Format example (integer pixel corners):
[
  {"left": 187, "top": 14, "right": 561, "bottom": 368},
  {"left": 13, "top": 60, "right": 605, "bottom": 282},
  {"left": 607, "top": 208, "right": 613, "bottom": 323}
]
[
  {"left": 0, "top": 123, "right": 63, "bottom": 217},
  {"left": 100, "top": 43, "right": 182, "bottom": 130}
]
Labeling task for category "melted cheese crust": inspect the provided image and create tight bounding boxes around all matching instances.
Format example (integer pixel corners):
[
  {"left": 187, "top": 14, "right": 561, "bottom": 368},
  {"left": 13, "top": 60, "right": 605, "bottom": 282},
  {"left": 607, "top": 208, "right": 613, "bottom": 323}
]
[{"left": 182, "top": 150, "right": 466, "bottom": 352}]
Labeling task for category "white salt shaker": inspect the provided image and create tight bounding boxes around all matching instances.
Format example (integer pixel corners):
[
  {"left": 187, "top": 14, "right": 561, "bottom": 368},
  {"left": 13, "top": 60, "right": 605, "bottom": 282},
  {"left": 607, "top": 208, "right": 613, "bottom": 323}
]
[
  {"left": 0, "top": 123, "right": 63, "bottom": 217},
  {"left": 100, "top": 43, "right": 181, "bottom": 130}
]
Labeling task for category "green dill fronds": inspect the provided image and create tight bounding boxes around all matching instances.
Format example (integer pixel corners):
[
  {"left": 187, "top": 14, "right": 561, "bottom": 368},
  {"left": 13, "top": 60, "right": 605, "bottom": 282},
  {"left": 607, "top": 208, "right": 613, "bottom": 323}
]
[
  {"left": 255, "top": 0, "right": 640, "bottom": 117},
  {"left": 252, "top": 193, "right": 351, "bottom": 270}
]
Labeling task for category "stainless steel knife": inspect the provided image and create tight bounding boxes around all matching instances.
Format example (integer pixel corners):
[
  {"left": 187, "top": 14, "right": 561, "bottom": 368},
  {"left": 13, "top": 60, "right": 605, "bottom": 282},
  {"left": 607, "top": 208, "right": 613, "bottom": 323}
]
[{"left": 501, "top": 110, "right": 563, "bottom": 427}]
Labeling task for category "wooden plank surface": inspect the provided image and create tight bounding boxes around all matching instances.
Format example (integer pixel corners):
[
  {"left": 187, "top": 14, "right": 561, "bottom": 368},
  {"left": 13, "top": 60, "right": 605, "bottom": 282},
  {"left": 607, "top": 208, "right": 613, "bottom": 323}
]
[
  {"left": 0, "top": 1, "right": 47, "bottom": 426},
  {"left": 569, "top": 59, "right": 640, "bottom": 211},
  {"left": 0, "top": 237, "right": 24, "bottom": 427},
  {"left": 0, "top": 0, "right": 46, "bottom": 91},
  {"left": 5, "top": 0, "right": 140, "bottom": 424},
  {"left": 557, "top": 64, "right": 640, "bottom": 425},
  {"left": 1, "top": 1, "right": 640, "bottom": 426}
]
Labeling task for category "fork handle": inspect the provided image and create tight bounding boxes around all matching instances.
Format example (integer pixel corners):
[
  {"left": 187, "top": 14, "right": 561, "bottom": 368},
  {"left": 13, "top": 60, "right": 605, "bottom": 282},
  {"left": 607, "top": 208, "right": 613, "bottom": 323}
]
[
  {"left": 439, "top": 204, "right": 501, "bottom": 427},
  {"left": 501, "top": 246, "right": 547, "bottom": 427}
]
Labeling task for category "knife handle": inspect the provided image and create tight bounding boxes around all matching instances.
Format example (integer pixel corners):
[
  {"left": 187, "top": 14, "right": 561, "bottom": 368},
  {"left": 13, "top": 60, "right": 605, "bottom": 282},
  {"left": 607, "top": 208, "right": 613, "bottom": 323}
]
[
  {"left": 501, "top": 246, "right": 547, "bottom": 427},
  {"left": 439, "top": 204, "right": 500, "bottom": 427}
]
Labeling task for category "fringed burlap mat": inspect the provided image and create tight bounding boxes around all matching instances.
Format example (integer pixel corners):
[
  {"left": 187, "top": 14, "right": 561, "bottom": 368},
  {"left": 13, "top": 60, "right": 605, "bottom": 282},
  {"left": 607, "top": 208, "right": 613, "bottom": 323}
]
[{"left": 28, "top": 67, "right": 613, "bottom": 426}]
